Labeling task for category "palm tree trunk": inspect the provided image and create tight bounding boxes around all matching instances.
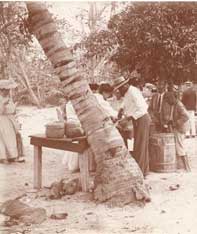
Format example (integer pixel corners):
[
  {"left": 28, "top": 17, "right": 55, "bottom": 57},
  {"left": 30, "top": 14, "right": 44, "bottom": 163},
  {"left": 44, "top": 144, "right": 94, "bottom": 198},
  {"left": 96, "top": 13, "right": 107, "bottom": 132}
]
[{"left": 26, "top": 2, "right": 150, "bottom": 205}]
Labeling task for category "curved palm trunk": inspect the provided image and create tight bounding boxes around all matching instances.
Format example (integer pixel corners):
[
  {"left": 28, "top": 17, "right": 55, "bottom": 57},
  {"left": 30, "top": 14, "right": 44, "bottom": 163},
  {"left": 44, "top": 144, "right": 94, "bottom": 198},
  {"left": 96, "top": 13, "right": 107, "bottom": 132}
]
[{"left": 26, "top": 2, "right": 150, "bottom": 204}]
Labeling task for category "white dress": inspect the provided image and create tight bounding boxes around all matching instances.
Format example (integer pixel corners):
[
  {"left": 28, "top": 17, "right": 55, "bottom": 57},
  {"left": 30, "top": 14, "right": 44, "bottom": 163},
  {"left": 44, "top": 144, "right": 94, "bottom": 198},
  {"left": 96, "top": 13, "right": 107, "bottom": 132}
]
[{"left": 0, "top": 96, "right": 18, "bottom": 160}]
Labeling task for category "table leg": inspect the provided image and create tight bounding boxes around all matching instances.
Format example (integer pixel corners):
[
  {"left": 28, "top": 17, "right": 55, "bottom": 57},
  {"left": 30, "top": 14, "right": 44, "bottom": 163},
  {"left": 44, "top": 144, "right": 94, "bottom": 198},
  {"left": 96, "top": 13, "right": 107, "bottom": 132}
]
[
  {"left": 34, "top": 146, "right": 42, "bottom": 189},
  {"left": 87, "top": 148, "right": 96, "bottom": 172},
  {"left": 79, "top": 150, "right": 89, "bottom": 192}
]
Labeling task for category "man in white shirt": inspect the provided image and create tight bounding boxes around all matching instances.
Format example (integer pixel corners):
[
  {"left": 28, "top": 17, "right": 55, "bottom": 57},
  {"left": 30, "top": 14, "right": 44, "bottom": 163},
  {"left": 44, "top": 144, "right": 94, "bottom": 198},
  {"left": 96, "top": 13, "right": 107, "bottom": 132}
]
[{"left": 113, "top": 76, "right": 151, "bottom": 177}]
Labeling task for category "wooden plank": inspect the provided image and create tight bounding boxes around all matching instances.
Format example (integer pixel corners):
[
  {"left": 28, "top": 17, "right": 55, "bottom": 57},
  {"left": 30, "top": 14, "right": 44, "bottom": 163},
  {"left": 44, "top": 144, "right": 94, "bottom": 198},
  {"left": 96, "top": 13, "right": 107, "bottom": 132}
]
[
  {"left": 79, "top": 150, "right": 89, "bottom": 192},
  {"left": 34, "top": 146, "right": 42, "bottom": 189},
  {"left": 29, "top": 134, "right": 87, "bottom": 142},
  {"left": 30, "top": 135, "right": 88, "bottom": 153},
  {"left": 87, "top": 147, "right": 96, "bottom": 172}
]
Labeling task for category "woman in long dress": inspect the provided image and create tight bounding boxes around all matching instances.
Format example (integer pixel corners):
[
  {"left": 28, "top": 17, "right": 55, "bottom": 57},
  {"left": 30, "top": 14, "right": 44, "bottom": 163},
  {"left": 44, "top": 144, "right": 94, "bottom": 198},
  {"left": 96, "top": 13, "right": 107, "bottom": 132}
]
[{"left": 0, "top": 80, "right": 24, "bottom": 163}]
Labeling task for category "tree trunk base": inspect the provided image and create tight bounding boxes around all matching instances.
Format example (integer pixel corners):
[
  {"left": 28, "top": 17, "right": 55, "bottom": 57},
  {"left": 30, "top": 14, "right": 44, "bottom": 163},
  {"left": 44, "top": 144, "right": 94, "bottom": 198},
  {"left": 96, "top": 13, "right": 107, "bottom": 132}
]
[
  {"left": 104, "top": 192, "right": 146, "bottom": 208},
  {"left": 93, "top": 148, "right": 150, "bottom": 204}
]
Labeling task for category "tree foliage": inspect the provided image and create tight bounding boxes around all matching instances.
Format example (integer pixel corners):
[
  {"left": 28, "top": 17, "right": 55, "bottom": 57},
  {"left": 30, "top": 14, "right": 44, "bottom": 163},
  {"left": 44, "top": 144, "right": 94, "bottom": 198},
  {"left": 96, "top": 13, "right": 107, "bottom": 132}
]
[
  {"left": 0, "top": 2, "right": 63, "bottom": 106},
  {"left": 84, "top": 2, "right": 197, "bottom": 84},
  {"left": 0, "top": 2, "right": 32, "bottom": 77}
]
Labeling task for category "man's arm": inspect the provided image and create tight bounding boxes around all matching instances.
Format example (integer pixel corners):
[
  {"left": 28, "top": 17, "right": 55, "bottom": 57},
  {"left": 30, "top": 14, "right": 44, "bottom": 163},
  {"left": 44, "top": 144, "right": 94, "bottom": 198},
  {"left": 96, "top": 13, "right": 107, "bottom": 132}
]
[{"left": 176, "top": 102, "right": 189, "bottom": 127}]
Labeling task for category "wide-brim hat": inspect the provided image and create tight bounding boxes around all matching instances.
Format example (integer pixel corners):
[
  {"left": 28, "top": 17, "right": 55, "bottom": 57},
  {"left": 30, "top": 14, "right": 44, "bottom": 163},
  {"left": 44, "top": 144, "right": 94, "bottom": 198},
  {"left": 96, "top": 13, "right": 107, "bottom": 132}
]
[
  {"left": 112, "top": 76, "right": 129, "bottom": 91},
  {"left": 145, "top": 83, "right": 156, "bottom": 90},
  {"left": 0, "top": 79, "right": 18, "bottom": 89}
]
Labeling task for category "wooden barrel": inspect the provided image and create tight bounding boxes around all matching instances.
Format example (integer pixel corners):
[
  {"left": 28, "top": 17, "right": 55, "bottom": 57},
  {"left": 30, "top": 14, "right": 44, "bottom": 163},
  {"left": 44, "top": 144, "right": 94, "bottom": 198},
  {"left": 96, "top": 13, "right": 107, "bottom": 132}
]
[
  {"left": 195, "top": 115, "right": 197, "bottom": 133},
  {"left": 149, "top": 133, "right": 176, "bottom": 173}
]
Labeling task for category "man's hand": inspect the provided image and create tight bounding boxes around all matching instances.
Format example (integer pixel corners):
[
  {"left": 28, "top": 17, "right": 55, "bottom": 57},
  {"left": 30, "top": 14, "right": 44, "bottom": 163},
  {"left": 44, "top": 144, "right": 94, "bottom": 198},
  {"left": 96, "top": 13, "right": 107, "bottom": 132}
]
[
  {"left": 163, "top": 124, "right": 168, "bottom": 129},
  {"left": 111, "top": 116, "right": 118, "bottom": 123},
  {"left": 118, "top": 108, "right": 124, "bottom": 119}
]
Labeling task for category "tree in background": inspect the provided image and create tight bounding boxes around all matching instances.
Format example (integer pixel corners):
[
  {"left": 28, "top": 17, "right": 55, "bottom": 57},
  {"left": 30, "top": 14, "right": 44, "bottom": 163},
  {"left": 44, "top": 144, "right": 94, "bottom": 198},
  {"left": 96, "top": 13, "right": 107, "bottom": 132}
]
[
  {"left": 0, "top": 2, "right": 31, "bottom": 77},
  {"left": 0, "top": 2, "right": 65, "bottom": 106},
  {"left": 73, "top": 2, "right": 127, "bottom": 83},
  {"left": 84, "top": 2, "right": 197, "bottom": 84}
]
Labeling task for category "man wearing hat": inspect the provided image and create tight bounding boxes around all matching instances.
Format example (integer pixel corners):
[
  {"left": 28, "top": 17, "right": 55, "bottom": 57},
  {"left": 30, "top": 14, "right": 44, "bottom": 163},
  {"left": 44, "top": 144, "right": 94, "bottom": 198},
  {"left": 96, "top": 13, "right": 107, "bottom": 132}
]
[
  {"left": 113, "top": 76, "right": 151, "bottom": 177},
  {"left": 161, "top": 91, "right": 190, "bottom": 171},
  {"left": 148, "top": 79, "right": 167, "bottom": 133}
]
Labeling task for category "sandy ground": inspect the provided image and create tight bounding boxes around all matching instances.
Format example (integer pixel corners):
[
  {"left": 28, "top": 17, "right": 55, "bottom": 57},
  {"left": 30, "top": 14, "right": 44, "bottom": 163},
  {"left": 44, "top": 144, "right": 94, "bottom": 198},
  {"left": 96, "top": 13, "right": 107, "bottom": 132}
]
[{"left": 0, "top": 106, "right": 197, "bottom": 234}]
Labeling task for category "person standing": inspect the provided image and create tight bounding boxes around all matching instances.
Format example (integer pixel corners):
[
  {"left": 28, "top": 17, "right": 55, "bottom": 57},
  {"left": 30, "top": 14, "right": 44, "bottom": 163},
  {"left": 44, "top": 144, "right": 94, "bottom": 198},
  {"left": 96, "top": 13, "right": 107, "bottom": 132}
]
[
  {"left": 182, "top": 82, "right": 196, "bottom": 137},
  {"left": 113, "top": 76, "right": 151, "bottom": 177},
  {"left": 148, "top": 80, "right": 167, "bottom": 133},
  {"left": 0, "top": 80, "right": 25, "bottom": 163},
  {"left": 162, "top": 91, "right": 190, "bottom": 171}
]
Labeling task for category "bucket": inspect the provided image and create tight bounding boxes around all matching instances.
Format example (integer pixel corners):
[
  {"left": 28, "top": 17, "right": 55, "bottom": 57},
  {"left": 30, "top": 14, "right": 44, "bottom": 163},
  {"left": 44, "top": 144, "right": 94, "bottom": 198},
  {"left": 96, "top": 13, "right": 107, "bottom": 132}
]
[
  {"left": 45, "top": 121, "right": 65, "bottom": 138},
  {"left": 149, "top": 133, "right": 176, "bottom": 173},
  {"left": 65, "top": 120, "right": 85, "bottom": 138}
]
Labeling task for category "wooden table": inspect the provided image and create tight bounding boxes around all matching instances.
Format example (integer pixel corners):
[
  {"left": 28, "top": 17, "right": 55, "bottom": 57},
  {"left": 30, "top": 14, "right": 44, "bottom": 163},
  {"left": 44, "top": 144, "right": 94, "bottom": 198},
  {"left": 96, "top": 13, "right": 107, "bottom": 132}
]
[{"left": 30, "top": 134, "right": 90, "bottom": 191}]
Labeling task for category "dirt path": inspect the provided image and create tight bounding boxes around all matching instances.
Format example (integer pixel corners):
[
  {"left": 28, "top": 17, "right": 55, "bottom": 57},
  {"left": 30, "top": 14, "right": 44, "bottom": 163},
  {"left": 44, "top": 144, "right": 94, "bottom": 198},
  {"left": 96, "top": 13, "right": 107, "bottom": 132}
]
[{"left": 0, "top": 106, "right": 197, "bottom": 234}]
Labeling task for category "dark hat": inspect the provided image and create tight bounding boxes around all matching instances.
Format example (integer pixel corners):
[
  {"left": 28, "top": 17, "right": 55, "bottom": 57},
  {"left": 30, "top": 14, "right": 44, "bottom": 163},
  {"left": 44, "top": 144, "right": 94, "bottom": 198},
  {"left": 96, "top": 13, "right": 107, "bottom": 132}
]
[
  {"left": 112, "top": 76, "right": 129, "bottom": 91},
  {"left": 89, "top": 83, "right": 99, "bottom": 91},
  {"left": 98, "top": 82, "right": 113, "bottom": 93},
  {"left": 130, "top": 70, "right": 141, "bottom": 79}
]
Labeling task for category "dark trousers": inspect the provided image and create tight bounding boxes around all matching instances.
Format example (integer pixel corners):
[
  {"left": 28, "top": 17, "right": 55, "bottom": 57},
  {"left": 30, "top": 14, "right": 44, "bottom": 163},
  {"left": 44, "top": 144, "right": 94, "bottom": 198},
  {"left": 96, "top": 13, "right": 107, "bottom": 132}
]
[
  {"left": 16, "top": 132, "right": 24, "bottom": 157},
  {"left": 118, "top": 129, "right": 131, "bottom": 148},
  {"left": 133, "top": 113, "right": 151, "bottom": 176}
]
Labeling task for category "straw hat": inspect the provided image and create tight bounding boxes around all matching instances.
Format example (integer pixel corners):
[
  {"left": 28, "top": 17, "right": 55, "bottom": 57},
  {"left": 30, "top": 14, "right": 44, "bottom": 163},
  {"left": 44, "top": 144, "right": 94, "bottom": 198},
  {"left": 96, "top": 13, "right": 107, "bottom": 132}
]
[
  {"left": 112, "top": 76, "right": 129, "bottom": 91},
  {"left": 0, "top": 79, "right": 18, "bottom": 89},
  {"left": 145, "top": 83, "right": 156, "bottom": 90}
]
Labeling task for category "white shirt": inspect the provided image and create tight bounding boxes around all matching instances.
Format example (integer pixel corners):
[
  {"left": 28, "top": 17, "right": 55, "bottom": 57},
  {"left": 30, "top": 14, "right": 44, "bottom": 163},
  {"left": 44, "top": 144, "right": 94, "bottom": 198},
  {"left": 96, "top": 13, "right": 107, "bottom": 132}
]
[
  {"left": 108, "top": 97, "right": 123, "bottom": 112},
  {"left": 122, "top": 85, "right": 148, "bottom": 120},
  {"left": 94, "top": 93, "right": 117, "bottom": 118}
]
